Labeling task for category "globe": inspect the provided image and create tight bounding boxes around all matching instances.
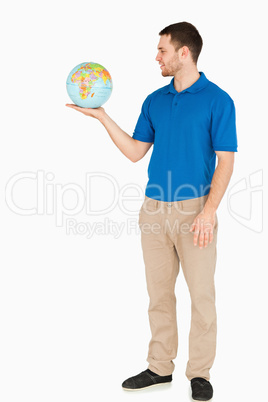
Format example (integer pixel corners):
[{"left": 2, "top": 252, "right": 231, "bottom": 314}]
[{"left": 66, "top": 62, "right": 113, "bottom": 108}]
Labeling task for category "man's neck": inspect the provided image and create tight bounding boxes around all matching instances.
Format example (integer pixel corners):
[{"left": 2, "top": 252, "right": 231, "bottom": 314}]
[{"left": 173, "top": 67, "right": 200, "bottom": 93}]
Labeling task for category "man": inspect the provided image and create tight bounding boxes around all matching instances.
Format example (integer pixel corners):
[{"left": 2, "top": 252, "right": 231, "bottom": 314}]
[{"left": 66, "top": 21, "right": 237, "bottom": 401}]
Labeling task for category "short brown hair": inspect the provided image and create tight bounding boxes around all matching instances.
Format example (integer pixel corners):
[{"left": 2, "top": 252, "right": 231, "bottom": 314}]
[{"left": 159, "top": 22, "right": 203, "bottom": 64}]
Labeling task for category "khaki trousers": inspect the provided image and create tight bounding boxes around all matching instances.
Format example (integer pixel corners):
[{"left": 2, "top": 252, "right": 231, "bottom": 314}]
[{"left": 138, "top": 195, "right": 218, "bottom": 381}]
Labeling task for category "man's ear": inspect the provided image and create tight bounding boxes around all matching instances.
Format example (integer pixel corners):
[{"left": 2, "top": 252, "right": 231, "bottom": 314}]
[{"left": 180, "top": 46, "right": 190, "bottom": 59}]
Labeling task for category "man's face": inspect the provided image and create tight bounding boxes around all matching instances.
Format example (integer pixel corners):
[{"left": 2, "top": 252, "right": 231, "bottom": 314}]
[{"left": 156, "top": 34, "right": 182, "bottom": 76}]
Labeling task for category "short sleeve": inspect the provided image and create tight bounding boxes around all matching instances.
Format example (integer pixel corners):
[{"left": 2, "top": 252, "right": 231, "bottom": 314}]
[
  {"left": 132, "top": 95, "right": 155, "bottom": 143},
  {"left": 211, "top": 94, "right": 238, "bottom": 152}
]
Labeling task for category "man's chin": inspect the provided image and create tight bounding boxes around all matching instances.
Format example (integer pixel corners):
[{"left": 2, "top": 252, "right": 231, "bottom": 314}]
[{"left": 161, "top": 71, "right": 170, "bottom": 77}]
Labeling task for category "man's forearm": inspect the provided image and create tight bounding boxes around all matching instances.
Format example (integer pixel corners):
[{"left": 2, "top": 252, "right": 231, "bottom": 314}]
[
  {"left": 203, "top": 155, "right": 234, "bottom": 214},
  {"left": 66, "top": 103, "right": 141, "bottom": 162},
  {"left": 99, "top": 112, "right": 139, "bottom": 162}
]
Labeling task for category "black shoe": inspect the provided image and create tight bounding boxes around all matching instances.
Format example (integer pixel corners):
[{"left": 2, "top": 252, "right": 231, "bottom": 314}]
[
  {"left": 191, "top": 377, "right": 213, "bottom": 401},
  {"left": 122, "top": 369, "right": 172, "bottom": 391}
]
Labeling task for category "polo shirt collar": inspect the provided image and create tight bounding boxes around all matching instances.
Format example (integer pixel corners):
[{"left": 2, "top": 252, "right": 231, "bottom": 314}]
[{"left": 164, "top": 72, "right": 209, "bottom": 95}]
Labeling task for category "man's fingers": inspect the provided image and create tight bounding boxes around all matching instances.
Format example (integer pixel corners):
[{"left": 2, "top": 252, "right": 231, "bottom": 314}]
[
  {"left": 190, "top": 221, "right": 196, "bottom": 232},
  {"left": 209, "top": 230, "right": 214, "bottom": 244},
  {"left": 193, "top": 223, "right": 200, "bottom": 246},
  {"left": 205, "top": 222, "right": 214, "bottom": 244},
  {"left": 204, "top": 232, "right": 209, "bottom": 248},
  {"left": 66, "top": 103, "right": 102, "bottom": 119},
  {"left": 198, "top": 220, "right": 204, "bottom": 248},
  {"left": 191, "top": 216, "right": 215, "bottom": 248},
  {"left": 199, "top": 232, "right": 204, "bottom": 248},
  {"left": 66, "top": 104, "right": 83, "bottom": 112}
]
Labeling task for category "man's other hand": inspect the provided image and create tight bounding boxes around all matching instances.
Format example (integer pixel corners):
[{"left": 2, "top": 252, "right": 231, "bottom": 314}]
[{"left": 190, "top": 210, "right": 216, "bottom": 249}]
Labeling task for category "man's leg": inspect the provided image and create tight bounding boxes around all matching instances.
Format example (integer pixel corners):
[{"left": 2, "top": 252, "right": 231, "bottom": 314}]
[
  {"left": 139, "top": 199, "right": 180, "bottom": 377},
  {"left": 174, "top": 197, "right": 218, "bottom": 381},
  {"left": 121, "top": 199, "right": 179, "bottom": 391}
]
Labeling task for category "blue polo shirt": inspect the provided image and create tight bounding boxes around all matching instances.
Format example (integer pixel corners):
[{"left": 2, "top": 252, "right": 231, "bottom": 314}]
[{"left": 132, "top": 72, "right": 238, "bottom": 201}]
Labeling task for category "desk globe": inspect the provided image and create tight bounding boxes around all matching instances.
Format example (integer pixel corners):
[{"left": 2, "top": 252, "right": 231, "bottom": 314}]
[{"left": 66, "top": 62, "right": 112, "bottom": 108}]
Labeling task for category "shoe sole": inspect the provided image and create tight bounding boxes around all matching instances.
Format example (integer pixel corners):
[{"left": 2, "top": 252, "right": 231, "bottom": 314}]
[
  {"left": 192, "top": 397, "right": 213, "bottom": 401},
  {"left": 122, "top": 382, "right": 172, "bottom": 391}
]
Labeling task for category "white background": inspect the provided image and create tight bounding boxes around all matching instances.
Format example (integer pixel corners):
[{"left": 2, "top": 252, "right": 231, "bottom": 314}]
[{"left": 1, "top": 1, "right": 267, "bottom": 401}]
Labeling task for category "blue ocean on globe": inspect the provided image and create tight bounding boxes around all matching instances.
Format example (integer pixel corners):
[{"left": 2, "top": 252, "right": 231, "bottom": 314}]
[{"left": 66, "top": 62, "right": 113, "bottom": 108}]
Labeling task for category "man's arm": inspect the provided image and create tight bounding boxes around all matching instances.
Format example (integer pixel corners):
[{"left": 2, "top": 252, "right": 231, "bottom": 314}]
[
  {"left": 66, "top": 104, "right": 153, "bottom": 162},
  {"left": 190, "top": 151, "right": 235, "bottom": 248}
]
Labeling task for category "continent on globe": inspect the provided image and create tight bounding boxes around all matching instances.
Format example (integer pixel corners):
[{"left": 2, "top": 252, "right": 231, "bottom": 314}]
[{"left": 66, "top": 62, "right": 113, "bottom": 108}]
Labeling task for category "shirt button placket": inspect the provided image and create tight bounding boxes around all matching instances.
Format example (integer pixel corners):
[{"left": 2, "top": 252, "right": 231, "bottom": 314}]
[{"left": 174, "top": 95, "right": 178, "bottom": 107}]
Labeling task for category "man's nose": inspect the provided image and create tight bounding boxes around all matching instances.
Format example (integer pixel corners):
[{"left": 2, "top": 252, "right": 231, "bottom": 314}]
[{"left": 155, "top": 53, "right": 161, "bottom": 61}]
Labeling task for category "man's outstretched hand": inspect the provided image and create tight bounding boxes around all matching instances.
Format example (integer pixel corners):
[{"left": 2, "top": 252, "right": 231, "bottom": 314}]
[
  {"left": 190, "top": 210, "right": 216, "bottom": 249},
  {"left": 65, "top": 104, "right": 105, "bottom": 120}
]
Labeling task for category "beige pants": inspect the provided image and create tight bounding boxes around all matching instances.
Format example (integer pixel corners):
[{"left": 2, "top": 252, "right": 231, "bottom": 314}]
[{"left": 138, "top": 195, "right": 218, "bottom": 381}]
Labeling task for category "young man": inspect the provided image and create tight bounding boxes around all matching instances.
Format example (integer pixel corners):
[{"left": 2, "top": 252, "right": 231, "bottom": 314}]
[{"left": 66, "top": 22, "right": 237, "bottom": 401}]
